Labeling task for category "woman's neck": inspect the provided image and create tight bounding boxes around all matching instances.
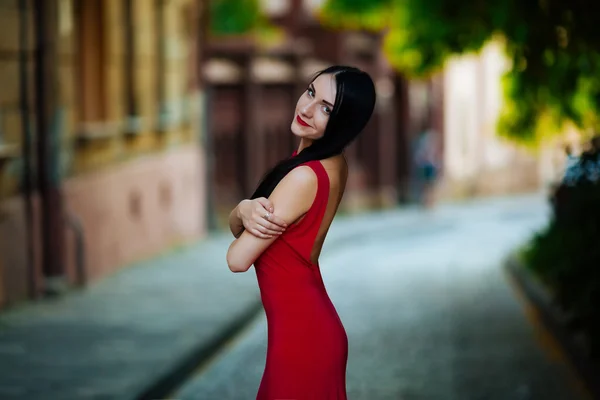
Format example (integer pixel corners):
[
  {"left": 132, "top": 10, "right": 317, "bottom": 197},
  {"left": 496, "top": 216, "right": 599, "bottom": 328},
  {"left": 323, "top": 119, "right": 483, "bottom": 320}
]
[{"left": 297, "top": 138, "right": 313, "bottom": 154}]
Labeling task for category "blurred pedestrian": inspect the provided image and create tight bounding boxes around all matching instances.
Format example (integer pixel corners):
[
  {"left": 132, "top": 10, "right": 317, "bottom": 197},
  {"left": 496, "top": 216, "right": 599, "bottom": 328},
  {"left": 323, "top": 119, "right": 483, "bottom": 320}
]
[
  {"left": 226, "top": 66, "right": 376, "bottom": 399},
  {"left": 414, "top": 127, "right": 440, "bottom": 208}
]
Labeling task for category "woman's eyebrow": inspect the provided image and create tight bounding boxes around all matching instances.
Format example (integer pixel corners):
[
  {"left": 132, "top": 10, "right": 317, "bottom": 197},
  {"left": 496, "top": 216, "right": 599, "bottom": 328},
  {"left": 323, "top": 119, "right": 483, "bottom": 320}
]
[{"left": 310, "top": 83, "right": 334, "bottom": 108}]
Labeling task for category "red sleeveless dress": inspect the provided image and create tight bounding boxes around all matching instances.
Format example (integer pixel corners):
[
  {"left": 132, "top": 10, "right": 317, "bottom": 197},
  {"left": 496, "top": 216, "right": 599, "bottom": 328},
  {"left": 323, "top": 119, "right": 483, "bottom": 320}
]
[{"left": 254, "top": 160, "right": 348, "bottom": 400}]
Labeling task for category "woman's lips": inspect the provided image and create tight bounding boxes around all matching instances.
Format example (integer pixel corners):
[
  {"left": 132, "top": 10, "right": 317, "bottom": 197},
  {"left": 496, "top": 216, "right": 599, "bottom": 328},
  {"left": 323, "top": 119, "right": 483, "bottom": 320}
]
[{"left": 296, "top": 115, "right": 310, "bottom": 127}]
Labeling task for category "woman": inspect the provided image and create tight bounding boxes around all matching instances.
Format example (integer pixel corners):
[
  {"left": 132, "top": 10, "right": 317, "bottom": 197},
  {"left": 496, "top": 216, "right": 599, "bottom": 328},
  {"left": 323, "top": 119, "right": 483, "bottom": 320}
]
[{"left": 227, "top": 66, "right": 376, "bottom": 399}]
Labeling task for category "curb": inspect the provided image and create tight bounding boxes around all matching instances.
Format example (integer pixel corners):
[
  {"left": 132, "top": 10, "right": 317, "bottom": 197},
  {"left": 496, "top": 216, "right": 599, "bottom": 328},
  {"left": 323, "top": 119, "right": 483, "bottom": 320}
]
[
  {"left": 504, "top": 254, "right": 600, "bottom": 399},
  {"left": 138, "top": 212, "right": 448, "bottom": 399},
  {"left": 136, "top": 300, "right": 264, "bottom": 400}
]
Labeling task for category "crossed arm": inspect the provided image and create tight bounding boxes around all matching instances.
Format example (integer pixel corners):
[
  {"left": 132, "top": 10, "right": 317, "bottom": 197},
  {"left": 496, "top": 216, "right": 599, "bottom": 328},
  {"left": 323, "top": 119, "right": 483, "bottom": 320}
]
[
  {"left": 226, "top": 166, "right": 317, "bottom": 273},
  {"left": 228, "top": 198, "right": 287, "bottom": 239}
]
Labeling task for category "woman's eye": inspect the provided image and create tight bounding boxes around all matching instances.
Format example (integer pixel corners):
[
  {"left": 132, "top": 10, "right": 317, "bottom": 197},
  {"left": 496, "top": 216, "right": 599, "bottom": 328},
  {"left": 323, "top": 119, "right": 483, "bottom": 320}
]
[
  {"left": 307, "top": 88, "right": 314, "bottom": 97},
  {"left": 323, "top": 106, "right": 331, "bottom": 115}
]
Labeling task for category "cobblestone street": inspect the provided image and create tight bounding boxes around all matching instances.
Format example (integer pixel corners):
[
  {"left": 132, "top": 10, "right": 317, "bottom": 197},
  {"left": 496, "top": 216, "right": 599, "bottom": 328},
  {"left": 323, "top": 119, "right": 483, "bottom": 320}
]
[{"left": 174, "top": 195, "right": 588, "bottom": 400}]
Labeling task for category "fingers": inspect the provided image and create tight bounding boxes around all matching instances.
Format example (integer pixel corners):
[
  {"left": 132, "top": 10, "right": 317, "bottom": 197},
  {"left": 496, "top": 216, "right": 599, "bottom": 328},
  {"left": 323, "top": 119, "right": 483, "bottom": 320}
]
[
  {"left": 257, "top": 222, "right": 283, "bottom": 236},
  {"left": 259, "top": 215, "right": 286, "bottom": 232},
  {"left": 256, "top": 197, "right": 274, "bottom": 213},
  {"left": 266, "top": 214, "right": 288, "bottom": 229},
  {"left": 251, "top": 225, "right": 281, "bottom": 239},
  {"left": 249, "top": 218, "right": 287, "bottom": 239},
  {"left": 253, "top": 198, "right": 286, "bottom": 230},
  {"left": 250, "top": 228, "right": 271, "bottom": 239}
]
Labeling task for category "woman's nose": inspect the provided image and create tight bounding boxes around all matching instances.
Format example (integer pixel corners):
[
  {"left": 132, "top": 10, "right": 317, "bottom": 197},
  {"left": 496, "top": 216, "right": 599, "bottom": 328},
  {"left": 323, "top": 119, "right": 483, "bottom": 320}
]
[{"left": 301, "top": 102, "right": 314, "bottom": 117}]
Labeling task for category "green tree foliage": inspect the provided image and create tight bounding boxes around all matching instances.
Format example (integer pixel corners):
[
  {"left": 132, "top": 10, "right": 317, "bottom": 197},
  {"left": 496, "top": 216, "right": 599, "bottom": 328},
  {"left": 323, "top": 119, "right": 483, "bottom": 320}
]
[
  {"left": 210, "top": 0, "right": 283, "bottom": 46},
  {"left": 318, "top": 0, "right": 393, "bottom": 31},
  {"left": 319, "top": 0, "right": 600, "bottom": 145},
  {"left": 210, "top": 0, "right": 268, "bottom": 36}
]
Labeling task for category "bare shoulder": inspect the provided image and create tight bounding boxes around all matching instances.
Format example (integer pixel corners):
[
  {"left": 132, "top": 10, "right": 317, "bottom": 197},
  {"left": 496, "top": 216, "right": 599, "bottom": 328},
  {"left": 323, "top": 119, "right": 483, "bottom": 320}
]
[
  {"left": 269, "top": 165, "right": 318, "bottom": 218},
  {"left": 273, "top": 165, "right": 318, "bottom": 200},
  {"left": 283, "top": 165, "right": 318, "bottom": 187}
]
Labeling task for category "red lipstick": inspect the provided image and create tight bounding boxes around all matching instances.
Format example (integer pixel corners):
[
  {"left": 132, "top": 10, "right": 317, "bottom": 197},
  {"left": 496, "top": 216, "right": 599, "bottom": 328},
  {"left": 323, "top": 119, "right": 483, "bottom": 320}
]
[{"left": 296, "top": 115, "right": 310, "bottom": 127}]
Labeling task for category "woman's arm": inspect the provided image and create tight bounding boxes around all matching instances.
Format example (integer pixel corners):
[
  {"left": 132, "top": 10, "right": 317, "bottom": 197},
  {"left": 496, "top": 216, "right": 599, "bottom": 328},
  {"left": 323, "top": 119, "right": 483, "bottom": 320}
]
[
  {"left": 228, "top": 202, "right": 247, "bottom": 238},
  {"left": 228, "top": 198, "right": 288, "bottom": 239},
  {"left": 227, "top": 166, "right": 318, "bottom": 273}
]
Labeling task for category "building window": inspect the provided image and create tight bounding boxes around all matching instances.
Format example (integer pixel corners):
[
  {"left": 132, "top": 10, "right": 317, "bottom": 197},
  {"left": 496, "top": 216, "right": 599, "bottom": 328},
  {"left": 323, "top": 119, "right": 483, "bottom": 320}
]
[
  {"left": 75, "top": 0, "right": 106, "bottom": 125},
  {"left": 123, "top": 0, "right": 139, "bottom": 133},
  {"left": 156, "top": 0, "right": 167, "bottom": 131}
]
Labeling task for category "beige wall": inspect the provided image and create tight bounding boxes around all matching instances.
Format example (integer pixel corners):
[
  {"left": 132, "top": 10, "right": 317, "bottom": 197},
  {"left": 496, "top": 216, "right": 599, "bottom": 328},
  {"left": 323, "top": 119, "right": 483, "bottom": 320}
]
[
  {"left": 63, "top": 146, "right": 206, "bottom": 282},
  {"left": 440, "top": 41, "right": 541, "bottom": 199}
]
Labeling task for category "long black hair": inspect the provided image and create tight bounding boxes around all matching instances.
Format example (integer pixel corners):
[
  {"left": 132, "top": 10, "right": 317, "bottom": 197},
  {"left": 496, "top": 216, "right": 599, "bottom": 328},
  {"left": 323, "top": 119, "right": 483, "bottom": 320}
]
[{"left": 250, "top": 65, "right": 376, "bottom": 199}]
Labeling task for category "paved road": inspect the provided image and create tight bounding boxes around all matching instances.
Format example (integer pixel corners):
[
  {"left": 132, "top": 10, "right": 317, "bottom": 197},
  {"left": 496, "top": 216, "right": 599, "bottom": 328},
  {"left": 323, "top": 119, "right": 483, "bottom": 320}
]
[{"left": 174, "top": 195, "right": 588, "bottom": 400}]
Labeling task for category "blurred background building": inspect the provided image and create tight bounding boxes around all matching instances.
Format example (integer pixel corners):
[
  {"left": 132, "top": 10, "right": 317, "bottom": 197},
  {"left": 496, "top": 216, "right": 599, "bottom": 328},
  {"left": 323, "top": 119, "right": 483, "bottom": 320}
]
[
  {"left": 205, "top": 0, "right": 541, "bottom": 221},
  {"left": 0, "top": 0, "right": 208, "bottom": 307},
  {"left": 0, "top": 0, "right": 542, "bottom": 309}
]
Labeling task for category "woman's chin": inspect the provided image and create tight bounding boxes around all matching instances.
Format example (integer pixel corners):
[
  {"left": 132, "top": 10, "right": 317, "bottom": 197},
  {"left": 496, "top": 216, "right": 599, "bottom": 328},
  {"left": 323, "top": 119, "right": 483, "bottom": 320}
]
[
  {"left": 291, "top": 124, "right": 305, "bottom": 137},
  {"left": 291, "top": 123, "right": 322, "bottom": 140}
]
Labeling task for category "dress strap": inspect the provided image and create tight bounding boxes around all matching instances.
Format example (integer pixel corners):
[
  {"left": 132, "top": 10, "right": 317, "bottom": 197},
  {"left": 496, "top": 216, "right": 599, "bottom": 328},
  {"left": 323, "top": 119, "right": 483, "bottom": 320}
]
[{"left": 285, "top": 160, "right": 330, "bottom": 263}]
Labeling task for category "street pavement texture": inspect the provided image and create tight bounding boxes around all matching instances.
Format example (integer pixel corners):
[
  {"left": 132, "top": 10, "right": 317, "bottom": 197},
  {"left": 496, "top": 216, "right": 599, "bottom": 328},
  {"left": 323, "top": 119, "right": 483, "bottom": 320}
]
[
  {"left": 174, "top": 194, "right": 588, "bottom": 400},
  {"left": 0, "top": 198, "right": 440, "bottom": 400}
]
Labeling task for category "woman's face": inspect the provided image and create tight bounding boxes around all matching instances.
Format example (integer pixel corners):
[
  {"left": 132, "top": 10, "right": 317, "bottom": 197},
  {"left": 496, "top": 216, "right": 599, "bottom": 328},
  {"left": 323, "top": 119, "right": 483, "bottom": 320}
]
[{"left": 291, "top": 73, "right": 337, "bottom": 140}]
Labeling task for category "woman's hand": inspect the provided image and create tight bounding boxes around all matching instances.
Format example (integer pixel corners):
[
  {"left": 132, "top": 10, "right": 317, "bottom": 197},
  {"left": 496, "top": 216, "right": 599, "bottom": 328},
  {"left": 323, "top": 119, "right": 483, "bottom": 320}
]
[{"left": 237, "top": 198, "right": 287, "bottom": 239}]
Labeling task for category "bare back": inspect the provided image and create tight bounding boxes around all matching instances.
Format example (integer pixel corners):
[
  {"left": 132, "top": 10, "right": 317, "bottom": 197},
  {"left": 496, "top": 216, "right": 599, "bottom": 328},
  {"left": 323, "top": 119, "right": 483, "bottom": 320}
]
[{"left": 310, "top": 154, "right": 348, "bottom": 264}]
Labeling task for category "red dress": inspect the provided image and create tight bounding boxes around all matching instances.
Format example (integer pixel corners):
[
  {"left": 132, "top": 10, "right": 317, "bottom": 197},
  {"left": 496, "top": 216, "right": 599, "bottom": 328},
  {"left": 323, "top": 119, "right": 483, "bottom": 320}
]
[{"left": 254, "top": 160, "right": 348, "bottom": 400}]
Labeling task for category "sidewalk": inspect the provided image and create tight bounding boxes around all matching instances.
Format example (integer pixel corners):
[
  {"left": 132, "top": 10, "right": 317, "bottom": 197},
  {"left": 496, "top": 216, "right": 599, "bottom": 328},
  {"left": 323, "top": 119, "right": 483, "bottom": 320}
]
[
  {"left": 0, "top": 205, "right": 440, "bottom": 400},
  {"left": 0, "top": 193, "right": 546, "bottom": 400}
]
